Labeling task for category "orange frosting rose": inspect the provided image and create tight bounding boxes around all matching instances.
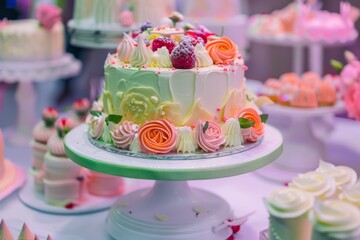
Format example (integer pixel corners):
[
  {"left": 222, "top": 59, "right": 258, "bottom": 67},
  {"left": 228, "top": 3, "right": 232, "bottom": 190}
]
[
  {"left": 239, "top": 108, "right": 264, "bottom": 142},
  {"left": 139, "top": 119, "right": 178, "bottom": 154},
  {"left": 205, "top": 37, "right": 238, "bottom": 64}
]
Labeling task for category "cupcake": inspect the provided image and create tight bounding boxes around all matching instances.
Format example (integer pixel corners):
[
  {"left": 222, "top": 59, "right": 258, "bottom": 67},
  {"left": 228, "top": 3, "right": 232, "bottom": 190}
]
[
  {"left": 311, "top": 200, "right": 360, "bottom": 240},
  {"left": 264, "top": 187, "right": 314, "bottom": 240},
  {"left": 72, "top": 98, "right": 90, "bottom": 126}
]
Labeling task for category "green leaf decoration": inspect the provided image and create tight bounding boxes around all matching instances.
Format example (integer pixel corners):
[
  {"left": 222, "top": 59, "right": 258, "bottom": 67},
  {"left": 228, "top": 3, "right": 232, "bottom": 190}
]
[
  {"left": 238, "top": 117, "right": 255, "bottom": 129},
  {"left": 330, "top": 59, "right": 343, "bottom": 73},
  {"left": 202, "top": 121, "right": 209, "bottom": 133},
  {"left": 90, "top": 110, "right": 102, "bottom": 117},
  {"left": 260, "top": 114, "right": 269, "bottom": 123},
  {"left": 105, "top": 114, "right": 122, "bottom": 126}
]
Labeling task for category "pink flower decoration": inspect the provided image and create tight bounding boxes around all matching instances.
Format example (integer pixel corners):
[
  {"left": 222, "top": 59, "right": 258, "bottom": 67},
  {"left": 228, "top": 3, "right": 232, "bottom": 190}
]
[
  {"left": 340, "top": 60, "right": 360, "bottom": 91},
  {"left": 42, "top": 107, "right": 59, "bottom": 120},
  {"left": 119, "top": 10, "right": 134, "bottom": 27},
  {"left": 36, "top": 4, "right": 62, "bottom": 30},
  {"left": 195, "top": 120, "right": 225, "bottom": 152},
  {"left": 344, "top": 83, "right": 360, "bottom": 121},
  {"left": 72, "top": 98, "right": 90, "bottom": 113}
]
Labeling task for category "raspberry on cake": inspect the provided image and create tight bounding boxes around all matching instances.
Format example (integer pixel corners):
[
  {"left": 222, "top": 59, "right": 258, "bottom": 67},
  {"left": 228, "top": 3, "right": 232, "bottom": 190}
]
[{"left": 89, "top": 23, "right": 267, "bottom": 155}]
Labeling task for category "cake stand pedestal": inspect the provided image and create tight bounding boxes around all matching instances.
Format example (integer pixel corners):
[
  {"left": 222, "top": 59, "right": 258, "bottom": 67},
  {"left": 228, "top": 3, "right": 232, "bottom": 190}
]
[
  {"left": 68, "top": 20, "right": 137, "bottom": 49},
  {"left": 64, "top": 124, "right": 283, "bottom": 240},
  {"left": 248, "top": 33, "right": 357, "bottom": 76},
  {"left": 256, "top": 103, "right": 344, "bottom": 182},
  {"left": 0, "top": 54, "right": 81, "bottom": 146}
]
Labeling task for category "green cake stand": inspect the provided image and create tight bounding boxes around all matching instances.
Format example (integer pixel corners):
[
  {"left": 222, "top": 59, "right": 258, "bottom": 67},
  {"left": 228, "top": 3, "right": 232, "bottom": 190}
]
[{"left": 65, "top": 124, "right": 283, "bottom": 240}]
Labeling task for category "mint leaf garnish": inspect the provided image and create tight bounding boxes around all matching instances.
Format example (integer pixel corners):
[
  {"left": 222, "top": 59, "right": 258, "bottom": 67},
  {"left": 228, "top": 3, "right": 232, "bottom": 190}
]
[
  {"left": 90, "top": 110, "right": 102, "bottom": 117},
  {"left": 105, "top": 114, "right": 122, "bottom": 125},
  {"left": 202, "top": 121, "right": 209, "bottom": 133},
  {"left": 238, "top": 118, "right": 255, "bottom": 129},
  {"left": 260, "top": 114, "right": 269, "bottom": 123}
]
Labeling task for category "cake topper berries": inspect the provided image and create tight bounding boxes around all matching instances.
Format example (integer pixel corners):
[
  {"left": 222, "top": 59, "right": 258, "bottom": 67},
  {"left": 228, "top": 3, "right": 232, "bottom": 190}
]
[
  {"left": 152, "top": 37, "right": 176, "bottom": 53},
  {"left": 171, "top": 40, "right": 196, "bottom": 69}
]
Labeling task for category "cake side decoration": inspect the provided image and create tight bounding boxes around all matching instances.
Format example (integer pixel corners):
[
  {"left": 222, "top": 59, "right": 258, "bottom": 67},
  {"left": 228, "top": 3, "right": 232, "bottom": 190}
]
[
  {"left": 195, "top": 120, "right": 225, "bottom": 153},
  {"left": 111, "top": 121, "right": 139, "bottom": 149},
  {"left": 238, "top": 108, "right": 265, "bottom": 142},
  {"left": 223, "top": 118, "right": 243, "bottom": 148},
  {"left": 117, "top": 33, "right": 136, "bottom": 63},
  {"left": 176, "top": 126, "right": 197, "bottom": 153},
  {"left": 88, "top": 111, "right": 105, "bottom": 140},
  {"left": 139, "top": 119, "right": 177, "bottom": 154}
]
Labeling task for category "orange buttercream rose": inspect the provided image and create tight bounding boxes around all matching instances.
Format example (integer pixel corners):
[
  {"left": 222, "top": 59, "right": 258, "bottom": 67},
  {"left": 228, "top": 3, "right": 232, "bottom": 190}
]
[
  {"left": 139, "top": 119, "right": 178, "bottom": 154},
  {"left": 205, "top": 37, "right": 238, "bottom": 64},
  {"left": 239, "top": 108, "right": 264, "bottom": 142}
]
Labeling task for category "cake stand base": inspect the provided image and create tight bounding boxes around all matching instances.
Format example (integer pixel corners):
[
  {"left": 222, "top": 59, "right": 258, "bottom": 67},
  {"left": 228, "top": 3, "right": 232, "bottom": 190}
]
[{"left": 107, "top": 181, "right": 233, "bottom": 240}]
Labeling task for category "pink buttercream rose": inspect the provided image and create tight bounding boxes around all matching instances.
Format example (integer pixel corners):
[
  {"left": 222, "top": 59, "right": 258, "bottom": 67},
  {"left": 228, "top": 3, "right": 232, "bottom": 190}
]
[
  {"left": 111, "top": 121, "right": 139, "bottom": 149},
  {"left": 195, "top": 120, "right": 225, "bottom": 153},
  {"left": 36, "top": 4, "right": 62, "bottom": 30},
  {"left": 42, "top": 107, "right": 59, "bottom": 127},
  {"left": 344, "top": 83, "right": 360, "bottom": 121}
]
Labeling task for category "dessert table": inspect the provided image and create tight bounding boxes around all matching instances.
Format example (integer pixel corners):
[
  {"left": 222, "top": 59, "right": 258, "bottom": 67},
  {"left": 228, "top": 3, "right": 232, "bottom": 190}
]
[{"left": 0, "top": 117, "right": 359, "bottom": 239}]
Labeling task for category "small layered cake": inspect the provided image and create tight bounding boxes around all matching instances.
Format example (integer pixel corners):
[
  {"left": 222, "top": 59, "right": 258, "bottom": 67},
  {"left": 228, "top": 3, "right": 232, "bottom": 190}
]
[
  {"left": 264, "top": 187, "right": 314, "bottom": 240},
  {"left": 262, "top": 72, "right": 337, "bottom": 108},
  {"left": 31, "top": 107, "right": 58, "bottom": 192},
  {"left": 311, "top": 200, "right": 360, "bottom": 240},
  {"left": 43, "top": 118, "right": 84, "bottom": 207},
  {"left": 71, "top": 98, "right": 90, "bottom": 127},
  {"left": 0, "top": 4, "right": 64, "bottom": 61}
]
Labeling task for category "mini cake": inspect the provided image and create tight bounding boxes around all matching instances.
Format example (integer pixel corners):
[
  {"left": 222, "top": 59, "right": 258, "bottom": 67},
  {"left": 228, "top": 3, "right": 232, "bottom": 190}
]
[
  {"left": 43, "top": 118, "right": 85, "bottom": 206},
  {"left": 30, "top": 107, "right": 59, "bottom": 192},
  {"left": 264, "top": 187, "right": 314, "bottom": 240},
  {"left": 0, "top": 130, "right": 17, "bottom": 194},
  {"left": 249, "top": 2, "right": 359, "bottom": 43},
  {"left": 88, "top": 23, "right": 267, "bottom": 155},
  {"left": 0, "top": 220, "right": 53, "bottom": 240},
  {"left": 0, "top": 4, "right": 64, "bottom": 61},
  {"left": 71, "top": 98, "right": 91, "bottom": 127},
  {"left": 311, "top": 200, "right": 360, "bottom": 240},
  {"left": 261, "top": 72, "right": 338, "bottom": 108}
]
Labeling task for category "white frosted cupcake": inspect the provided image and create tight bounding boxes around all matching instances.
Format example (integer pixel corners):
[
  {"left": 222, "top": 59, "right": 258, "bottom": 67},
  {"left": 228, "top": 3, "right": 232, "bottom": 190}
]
[
  {"left": 289, "top": 171, "right": 336, "bottom": 200},
  {"left": 311, "top": 200, "right": 360, "bottom": 240},
  {"left": 339, "top": 182, "right": 360, "bottom": 208},
  {"left": 264, "top": 187, "right": 314, "bottom": 240},
  {"left": 316, "top": 161, "right": 357, "bottom": 194}
]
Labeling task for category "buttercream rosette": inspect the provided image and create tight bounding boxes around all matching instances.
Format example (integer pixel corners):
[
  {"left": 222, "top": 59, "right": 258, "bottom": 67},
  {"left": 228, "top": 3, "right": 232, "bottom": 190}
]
[
  {"left": 222, "top": 118, "right": 243, "bottom": 147},
  {"left": 117, "top": 33, "right": 136, "bottom": 63},
  {"left": 205, "top": 37, "right": 238, "bottom": 65},
  {"left": 195, "top": 120, "right": 225, "bottom": 153},
  {"left": 176, "top": 126, "right": 197, "bottom": 153},
  {"left": 72, "top": 98, "right": 90, "bottom": 117},
  {"left": 289, "top": 171, "right": 336, "bottom": 200},
  {"left": 265, "top": 187, "right": 314, "bottom": 219},
  {"left": 316, "top": 160, "right": 357, "bottom": 190},
  {"left": 138, "top": 119, "right": 178, "bottom": 154},
  {"left": 339, "top": 182, "right": 360, "bottom": 208},
  {"left": 89, "top": 113, "right": 105, "bottom": 140},
  {"left": 111, "top": 121, "right": 139, "bottom": 149},
  {"left": 48, "top": 118, "right": 73, "bottom": 157},
  {"left": 311, "top": 200, "right": 360, "bottom": 239},
  {"left": 238, "top": 108, "right": 265, "bottom": 142}
]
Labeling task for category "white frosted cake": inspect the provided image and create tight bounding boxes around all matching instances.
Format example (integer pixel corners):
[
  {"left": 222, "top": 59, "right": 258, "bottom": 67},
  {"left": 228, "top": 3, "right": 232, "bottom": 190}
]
[
  {"left": 88, "top": 24, "right": 267, "bottom": 155},
  {"left": 0, "top": 4, "right": 64, "bottom": 61}
]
